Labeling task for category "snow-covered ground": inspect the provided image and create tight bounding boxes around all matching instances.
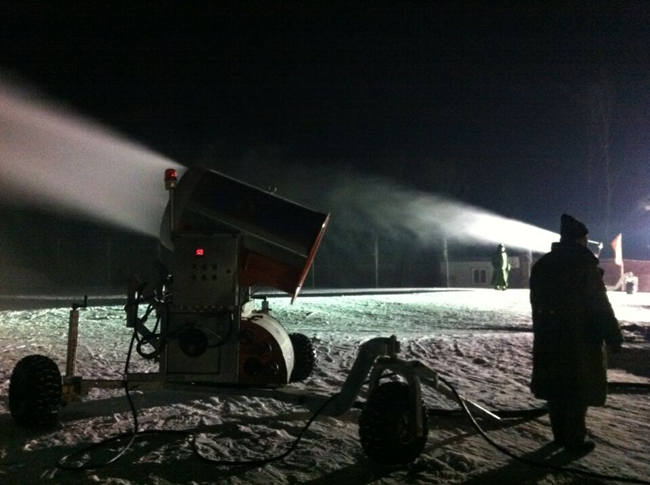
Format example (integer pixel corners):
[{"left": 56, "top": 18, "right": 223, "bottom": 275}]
[{"left": 1, "top": 288, "right": 649, "bottom": 484}]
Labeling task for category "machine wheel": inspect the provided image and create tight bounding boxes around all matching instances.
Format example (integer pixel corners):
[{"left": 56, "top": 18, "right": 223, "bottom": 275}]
[
  {"left": 359, "top": 381, "right": 428, "bottom": 465},
  {"left": 9, "top": 354, "right": 62, "bottom": 426},
  {"left": 289, "top": 333, "right": 315, "bottom": 382}
]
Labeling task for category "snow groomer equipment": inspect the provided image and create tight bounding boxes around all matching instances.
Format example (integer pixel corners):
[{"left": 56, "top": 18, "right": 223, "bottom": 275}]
[{"left": 8, "top": 166, "right": 498, "bottom": 466}]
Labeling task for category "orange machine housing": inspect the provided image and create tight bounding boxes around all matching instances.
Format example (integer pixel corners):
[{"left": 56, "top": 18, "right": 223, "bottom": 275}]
[{"left": 161, "top": 166, "right": 329, "bottom": 301}]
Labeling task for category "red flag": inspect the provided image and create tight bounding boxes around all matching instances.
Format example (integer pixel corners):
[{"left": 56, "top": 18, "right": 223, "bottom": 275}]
[{"left": 611, "top": 233, "right": 623, "bottom": 266}]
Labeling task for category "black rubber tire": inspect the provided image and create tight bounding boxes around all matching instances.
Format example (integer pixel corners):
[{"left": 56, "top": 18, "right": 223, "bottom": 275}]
[
  {"left": 359, "top": 381, "right": 428, "bottom": 465},
  {"left": 289, "top": 332, "right": 315, "bottom": 382},
  {"left": 9, "top": 354, "right": 62, "bottom": 426}
]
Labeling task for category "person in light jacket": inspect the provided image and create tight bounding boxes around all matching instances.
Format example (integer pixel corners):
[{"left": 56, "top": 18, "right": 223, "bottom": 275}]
[{"left": 491, "top": 244, "right": 510, "bottom": 290}]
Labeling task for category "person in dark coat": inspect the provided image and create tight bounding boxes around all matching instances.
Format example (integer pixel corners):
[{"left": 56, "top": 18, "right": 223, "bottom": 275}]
[
  {"left": 529, "top": 214, "right": 622, "bottom": 453},
  {"left": 491, "top": 244, "right": 510, "bottom": 290}
]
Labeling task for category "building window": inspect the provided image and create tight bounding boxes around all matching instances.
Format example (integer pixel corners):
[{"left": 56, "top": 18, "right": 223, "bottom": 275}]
[{"left": 473, "top": 269, "right": 487, "bottom": 284}]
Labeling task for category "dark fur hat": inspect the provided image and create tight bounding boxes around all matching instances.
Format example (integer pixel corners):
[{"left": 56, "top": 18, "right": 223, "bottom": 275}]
[{"left": 560, "top": 214, "right": 588, "bottom": 241}]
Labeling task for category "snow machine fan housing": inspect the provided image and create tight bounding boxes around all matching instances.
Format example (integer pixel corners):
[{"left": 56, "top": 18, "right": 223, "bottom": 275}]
[{"left": 160, "top": 166, "right": 329, "bottom": 302}]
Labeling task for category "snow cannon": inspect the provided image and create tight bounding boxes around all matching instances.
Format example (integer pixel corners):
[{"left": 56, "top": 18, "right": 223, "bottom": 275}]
[{"left": 148, "top": 166, "right": 330, "bottom": 386}]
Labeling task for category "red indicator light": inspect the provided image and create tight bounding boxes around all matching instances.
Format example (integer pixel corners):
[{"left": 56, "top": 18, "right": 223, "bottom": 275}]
[
  {"left": 165, "top": 168, "right": 178, "bottom": 181},
  {"left": 195, "top": 248, "right": 205, "bottom": 257},
  {"left": 165, "top": 168, "right": 178, "bottom": 190}
]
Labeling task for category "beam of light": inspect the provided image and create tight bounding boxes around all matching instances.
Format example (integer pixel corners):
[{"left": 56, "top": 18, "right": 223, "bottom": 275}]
[
  {"left": 328, "top": 176, "right": 560, "bottom": 253},
  {"left": 0, "top": 80, "right": 185, "bottom": 237}
]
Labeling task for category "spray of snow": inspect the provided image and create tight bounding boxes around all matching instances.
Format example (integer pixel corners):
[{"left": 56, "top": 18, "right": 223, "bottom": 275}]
[
  {"left": 328, "top": 175, "right": 559, "bottom": 253},
  {"left": 0, "top": 79, "right": 184, "bottom": 237},
  {"left": 0, "top": 82, "right": 557, "bottom": 252}
]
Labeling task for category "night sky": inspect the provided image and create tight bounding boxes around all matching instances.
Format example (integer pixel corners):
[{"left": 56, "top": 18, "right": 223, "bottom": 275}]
[{"left": 1, "top": 4, "right": 650, "bottom": 288}]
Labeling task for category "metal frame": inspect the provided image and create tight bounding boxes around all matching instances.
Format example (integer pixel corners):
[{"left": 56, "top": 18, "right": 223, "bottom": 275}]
[{"left": 62, "top": 303, "right": 500, "bottom": 428}]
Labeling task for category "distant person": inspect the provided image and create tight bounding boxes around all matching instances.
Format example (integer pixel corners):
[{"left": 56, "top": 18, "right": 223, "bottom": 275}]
[
  {"left": 529, "top": 214, "right": 622, "bottom": 453},
  {"left": 491, "top": 244, "right": 510, "bottom": 290}
]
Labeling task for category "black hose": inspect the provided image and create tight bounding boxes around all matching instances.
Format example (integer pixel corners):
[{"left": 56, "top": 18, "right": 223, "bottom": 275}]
[
  {"left": 609, "top": 381, "right": 650, "bottom": 394},
  {"left": 56, "top": 332, "right": 188, "bottom": 470},
  {"left": 426, "top": 406, "right": 548, "bottom": 419},
  {"left": 437, "top": 376, "right": 650, "bottom": 485},
  {"left": 190, "top": 393, "right": 339, "bottom": 466},
  {"left": 57, "top": 327, "right": 339, "bottom": 470},
  {"left": 135, "top": 313, "right": 161, "bottom": 359},
  {"left": 417, "top": 380, "right": 650, "bottom": 419}
]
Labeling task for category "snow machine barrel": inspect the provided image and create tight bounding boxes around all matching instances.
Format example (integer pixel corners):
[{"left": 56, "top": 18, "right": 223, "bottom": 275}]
[{"left": 161, "top": 166, "right": 330, "bottom": 301}]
